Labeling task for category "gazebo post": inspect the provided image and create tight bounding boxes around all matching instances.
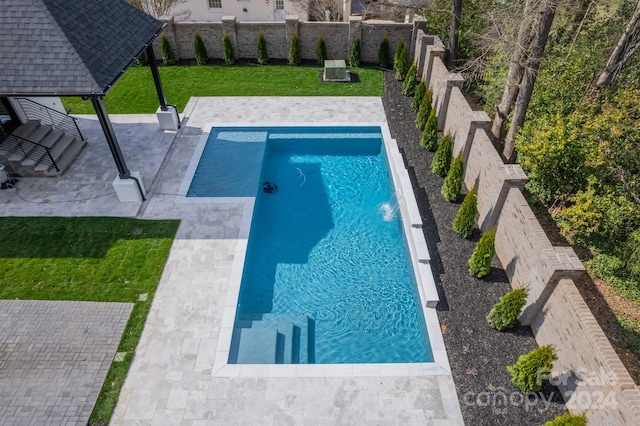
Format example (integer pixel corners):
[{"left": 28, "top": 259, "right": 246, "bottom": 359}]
[
  {"left": 91, "top": 96, "right": 146, "bottom": 202},
  {"left": 147, "top": 45, "right": 180, "bottom": 130}
]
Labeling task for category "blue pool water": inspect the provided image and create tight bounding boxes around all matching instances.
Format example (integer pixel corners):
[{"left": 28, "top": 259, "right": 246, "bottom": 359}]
[{"left": 189, "top": 126, "right": 432, "bottom": 364}]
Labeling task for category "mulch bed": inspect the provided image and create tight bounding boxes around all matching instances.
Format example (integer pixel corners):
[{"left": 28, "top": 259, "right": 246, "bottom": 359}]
[{"left": 381, "top": 71, "right": 567, "bottom": 424}]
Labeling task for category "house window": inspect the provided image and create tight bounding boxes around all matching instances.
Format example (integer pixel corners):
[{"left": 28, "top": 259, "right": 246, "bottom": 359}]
[
  {"left": 275, "top": 0, "right": 284, "bottom": 9},
  {"left": 208, "top": 0, "right": 222, "bottom": 8}
]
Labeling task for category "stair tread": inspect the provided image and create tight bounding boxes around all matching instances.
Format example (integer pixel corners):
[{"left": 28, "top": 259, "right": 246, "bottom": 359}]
[
  {"left": 11, "top": 120, "right": 40, "bottom": 139},
  {"left": 237, "top": 313, "right": 310, "bottom": 364},
  {"left": 236, "top": 327, "right": 278, "bottom": 364}
]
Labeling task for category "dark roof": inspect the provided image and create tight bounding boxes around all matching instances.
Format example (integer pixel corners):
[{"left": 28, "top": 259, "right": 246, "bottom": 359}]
[{"left": 0, "top": 0, "right": 165, "bottom": 96}]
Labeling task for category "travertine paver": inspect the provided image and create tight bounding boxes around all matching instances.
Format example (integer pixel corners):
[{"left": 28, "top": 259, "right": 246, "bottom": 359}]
[{"left": 0, "top": 300, "right": 132, "bottom": 425}]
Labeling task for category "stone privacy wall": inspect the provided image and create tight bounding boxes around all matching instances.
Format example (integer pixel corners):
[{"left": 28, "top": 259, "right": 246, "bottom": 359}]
[
  {"left": 153, "top": 16, "right": 420, "bottom": 63},
  {"left": 415, "top": 29, "right": 640, "bottom": 424}
]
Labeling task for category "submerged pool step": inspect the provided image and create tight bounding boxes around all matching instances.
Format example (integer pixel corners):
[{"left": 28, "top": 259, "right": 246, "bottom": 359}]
[
  {"left": 236, "top": 327, "right": 278, "bottom": 364},
  {"left": 236, "top": 313, "right": 310, "bottom": 364}
]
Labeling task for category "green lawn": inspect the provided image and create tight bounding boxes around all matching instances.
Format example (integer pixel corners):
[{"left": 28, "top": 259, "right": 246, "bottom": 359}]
[
  {"left": 64, "top": 65, "right": 384, "bottom": 114},
  {"left": 0, "top": 217, "right": 179, "bottom": 425}
]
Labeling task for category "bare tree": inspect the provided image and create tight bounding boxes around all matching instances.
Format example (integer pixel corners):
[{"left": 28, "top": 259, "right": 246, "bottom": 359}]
[
  {"left": 447, "top": 0, "right": 463, "bottom": 67},
  {"left": 595, "top": 0, "right": 640, "bottom": 89},
  {"left": 126, "top": 0, "right": 190, "bottom": 20},
  {"left": 490, "top": 0, "right": 537, "bottom": 142},
  {"left": 503, "top": 0, "right": 561, "bottom": 162}
]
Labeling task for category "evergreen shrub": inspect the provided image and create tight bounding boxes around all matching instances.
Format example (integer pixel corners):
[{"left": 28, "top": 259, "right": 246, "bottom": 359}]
[
  {"left": 136, "top": 50, "right": 148, "bottom": 66},
  {"left": 415, "top": 89, "right": 433, "bottom": 130},
  {"left": 394, "top": 39, "right": 409, "bottom": 81},
  {"left": 420, "top": 110, "right": 438, "bottom": 151},
  {"left": 441, "top": 154, "right": 464, "bottom": 202},
  {"left": 194, "top": 32, "right": 208, "bottom": 65},
  {"left": 349, "top": 37, "right": 361, "bottom": 68},
  {"left": 378, "top": 34, "right": 391, "bottom": 69},
  {"left": 412, "top": 81, "right": 426, "bottom": 112},
  {"left": 487, "top": 287, "right": 529, "bottom": 331},
  {"left": 431, "top": 133, "right": 452, "bottom": 177},
  {"left": 402, "top": 62, "right": 418, "bottom": 96},
  {"left": 544, "top": 413, "right": 588, "bottom": 426},
  {"left": 507, "top": 345, "right": 558, "bottom": 393},
  {"left": 468, "top": 227, "right": 496, "bottom": 278},
  {"left": 288, "top": 32, "right": 301, "bottom": 65},
  {"left": 222, "top": 32, "right": 235, "bottom": 65},
  {"left": 453, "top": 185, "right": 478, "bottom": 238},
  {"left": 161, "top": 35, "right": 176, "bottom": 65},
  {"left": 316, "top": 36, "right": 327, "bottom": 66},
  {"left": 257, "top": 30, "right": 269, "bottom": 65}
]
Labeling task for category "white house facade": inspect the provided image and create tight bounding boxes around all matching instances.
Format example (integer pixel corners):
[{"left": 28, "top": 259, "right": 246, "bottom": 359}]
[{"left": 179, "top": 0, "right": 309, "bottom": 22}]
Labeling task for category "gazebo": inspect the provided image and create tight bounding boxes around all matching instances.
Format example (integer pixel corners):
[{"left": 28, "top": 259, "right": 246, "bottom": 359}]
[{"left": 0, "top": 0, "right": 180, "bottom": 201}]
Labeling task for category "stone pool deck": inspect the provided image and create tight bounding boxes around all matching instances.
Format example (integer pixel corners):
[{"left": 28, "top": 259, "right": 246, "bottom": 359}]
[{"left": 0, "top": 97, "right": 463, "bottom": 425}]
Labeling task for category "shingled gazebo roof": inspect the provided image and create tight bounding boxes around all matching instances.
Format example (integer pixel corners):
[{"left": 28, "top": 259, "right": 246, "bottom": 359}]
[{"left": 0, "top": 0, "right": 165, "bottom": 97}]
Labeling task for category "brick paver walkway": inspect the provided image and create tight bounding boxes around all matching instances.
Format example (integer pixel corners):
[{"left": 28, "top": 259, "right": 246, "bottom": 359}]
[{"left": 0, "top": 300, "right": 132, "bottom": 425}]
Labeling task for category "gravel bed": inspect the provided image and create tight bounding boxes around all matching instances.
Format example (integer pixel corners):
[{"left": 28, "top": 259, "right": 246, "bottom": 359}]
[{"left": 381, "top": 71, "right": 568, "bottom": 425}]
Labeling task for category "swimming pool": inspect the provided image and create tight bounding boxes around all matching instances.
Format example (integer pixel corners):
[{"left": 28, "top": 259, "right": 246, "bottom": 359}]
[{"left": 188, "top": 126, "right": 434, "bottom": 364}]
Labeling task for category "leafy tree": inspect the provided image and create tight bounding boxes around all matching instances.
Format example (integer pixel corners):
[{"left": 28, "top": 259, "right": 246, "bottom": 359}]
[
  {"left": 402, "top": 62, "right": 418, "bottom": 96},
  {"left": 453, "top": 185, "right": 478, "bottom": 238},
  {"left": 441, "top": 154, "right": 464, "bottom": 202},
  {"left": 160, "top": 34, "right": 176, "bottom": 65},
  {"left": 349, "top": 37, "right": 361, "bottom": 68},
  {"left": 126, "top": 0, "right": 189, "bottom": 20},
  {"left": 415, "top": 89, "right": 433, "bottom": 130},
  {"left": 420, "top": 109, "right": 438, "bottom": 151},
  {"left": 468, "top": 227, "right": 495, "bottom": 278},
  {"left": 222, "top": 32, "right": 235, "bottom": 65},
  {"left": 431, "top": 133, "right": 452, "bottom": 177},
  {"left": 288, "top": 32, "right": 301, "bottom": 65},
  {"left": 379, "top": 34, "right": 391, "bottom": 69},
  {"left": 194, "top": 31, "right": 208, "bottom": 65},
  {"left": 507, "top": 345, "right": 557, "bottom": 393},
  {"left": 316, "top": 36, "right": 327, "bottom": 66},
  {"left": 487, "top": 287, "right": 529, "bottom": 331},
  {"left": 412, "top": 81, "right": 426, "bottom": 112},
  {"left": 257, "top": 30, "right": 269, "bottom": 65}
]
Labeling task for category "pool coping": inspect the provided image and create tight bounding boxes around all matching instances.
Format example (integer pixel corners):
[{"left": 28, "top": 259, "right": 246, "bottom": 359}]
[{"left": 175, "top": 121, "right": 450, "bottom": 378}]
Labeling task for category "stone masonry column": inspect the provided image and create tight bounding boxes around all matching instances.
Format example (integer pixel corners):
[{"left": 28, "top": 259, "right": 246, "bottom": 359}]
[
  {"left": 221, "top": 16, "right": 238, "bottom": 57},
  {"left": 438, "top": 74, "right": 464, "bottom": 131},
  {"left": 285, "top": 15, "right": 299, "bottom": 47},
  {"left": 410, "top": 16, "right": 427, "bottom": 62},
  {"left": 422, "top": 43, "right": 445, "bottom": 86},
  {"left": 413, "top": 30, "right": 431, "bottom": 78},
  {"left": 481, "top": 163, "right": 528, "bottom": 231},
  {"left": 460, "top": 112, "right": 491, "bottom": 170},
  {"left": 349, "top": 16, "right": 363, "bottom": 49}
]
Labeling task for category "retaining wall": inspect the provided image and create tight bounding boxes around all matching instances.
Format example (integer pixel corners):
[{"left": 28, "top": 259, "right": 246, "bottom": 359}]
[
  {"left": 153, "top": 16, "right": 417, "bottom": 63},
  {"left": 416, "top": 30, "right": 640, "bottom": 424}
]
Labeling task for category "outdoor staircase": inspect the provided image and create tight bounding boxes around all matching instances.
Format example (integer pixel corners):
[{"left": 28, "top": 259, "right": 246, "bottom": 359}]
[
  {"left": 0, "top": 120, "right": 86, "bottom": 177},
  {"left": 233, "top": 313, "right": 311, "bottom": 364}
]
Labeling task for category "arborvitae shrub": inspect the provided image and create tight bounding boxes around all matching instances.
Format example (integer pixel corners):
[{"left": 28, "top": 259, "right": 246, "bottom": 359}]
[
  {"left": 194, "top": 32, "right": 208, "bottom": 65},
  {"left": 136, "top": 50, "right": 149, "bottom": 66},
  {"left": 431, "top": 133, "right": 452, "bottom": 177},
  {"left": 441, "top": 154, "right": 464, "bottom": 202},
  {"left": 222, "top": 32, "right": 235, "bottom": 65},
  {"left": 420, "top": 109, "right": 438, "bottom": 151},
  {"left": 415, "top": 89, "right": 433, "bottom": 130},
  {"left": 544, "top": 413, "right": 588, "bottom": 426},
  {"left": 257, "top": 30, "right": 269, "bottom": 65},
  {"left": 453, "top": 185, "right": 478, "bottom": 238},
  {"left": 487, "top": 287, "right": 529, "bottom": 331},
  {"left": 468, "top": 227, "right": 496, "bottom": 278},
  {"left": 402, "top": 62, "right": 418, "bottom": 96},
  {"left": 349, "top": 37, "right": 361, "bottom": 68},
  {"left": 379, "top": 34, "right": 391, "bottom": 69},
  {"left": 288, "top": 32, "right": 301, "bottom": 65},
  {"left": 316, "top": 36, "right": 327, "bottom": 66},
  {"left": 394, "top": 40, "right": 409, "bottom": 81},
  {"left": 161, "top": 35, "right": 176, "bottom": 65},
  {"left": 412, "top": 81, "right": 426, "bottom": 112},
  {"left": 507, "top": 345, "right": 558, "bottom": 393}
]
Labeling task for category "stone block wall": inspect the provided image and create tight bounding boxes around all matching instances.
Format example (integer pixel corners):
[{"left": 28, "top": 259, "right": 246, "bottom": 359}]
[
  {"left": 417, "top": 30, "right": 640, "bottom": 424},
  {"left": 152, "top": 16, "right": 415, "bottom": 63}
]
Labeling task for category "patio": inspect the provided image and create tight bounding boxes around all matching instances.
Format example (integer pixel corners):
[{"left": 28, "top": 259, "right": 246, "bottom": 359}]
[{"left": 0, "top": 97, "right": 463, "bottom": 425}]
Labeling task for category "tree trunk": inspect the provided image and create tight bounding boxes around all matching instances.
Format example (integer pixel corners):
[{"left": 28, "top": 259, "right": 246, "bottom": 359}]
[
  {"left": 490, "top": 0, "right": 536, "bottom": 143},
  {"left": 595, "top": 0, "right": 640, "bottom": 89},
  {"left": 503, "top": 0, "right": 561, "bottom": 162},
  {"left": 447, "top": 0, "right": 463, "bottom": 68}
]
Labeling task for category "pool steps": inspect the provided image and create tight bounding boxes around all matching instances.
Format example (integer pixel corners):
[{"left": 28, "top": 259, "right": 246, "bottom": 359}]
[{"left": 234, "top": 313, "right": 310, "bottom": 364}]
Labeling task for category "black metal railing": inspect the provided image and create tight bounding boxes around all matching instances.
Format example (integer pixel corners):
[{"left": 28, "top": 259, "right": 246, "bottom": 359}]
[
  {"left": 15, "top": 98, "right": 85, "bottom": 141},
  {"left": 1, "top": 133, "right": 59, "bottom": 172}
]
